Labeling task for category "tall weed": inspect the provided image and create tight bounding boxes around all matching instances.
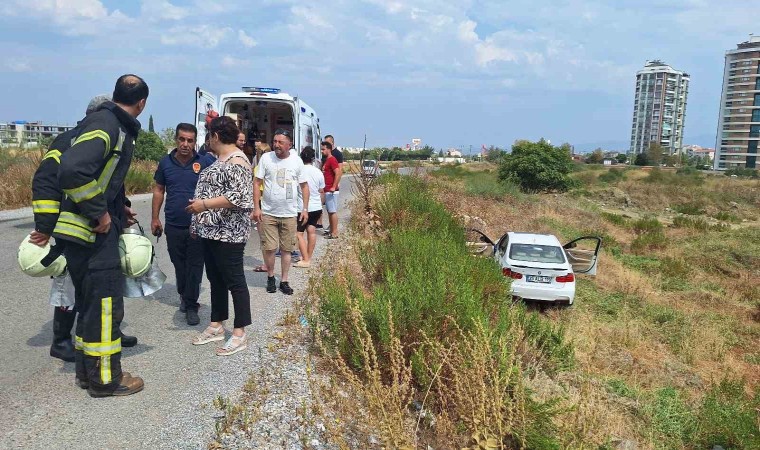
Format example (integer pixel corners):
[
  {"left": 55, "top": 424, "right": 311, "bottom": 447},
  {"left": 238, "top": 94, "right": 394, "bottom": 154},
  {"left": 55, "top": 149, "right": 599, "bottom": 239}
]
[{"left": 316, "top": 175, "right": 573, "bottom": 447}]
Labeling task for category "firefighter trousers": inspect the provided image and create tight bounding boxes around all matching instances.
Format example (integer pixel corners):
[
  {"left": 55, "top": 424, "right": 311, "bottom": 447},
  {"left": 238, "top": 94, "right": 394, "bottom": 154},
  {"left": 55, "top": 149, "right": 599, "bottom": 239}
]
[{"left": 64, "top": 225, "right": 125, "bottom": 387}]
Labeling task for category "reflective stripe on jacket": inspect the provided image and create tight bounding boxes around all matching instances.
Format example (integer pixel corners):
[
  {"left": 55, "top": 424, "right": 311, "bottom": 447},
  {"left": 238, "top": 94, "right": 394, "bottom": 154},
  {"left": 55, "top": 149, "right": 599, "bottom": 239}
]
[{"left": 53, "top": 102, "right": 140, "bottom": 246}]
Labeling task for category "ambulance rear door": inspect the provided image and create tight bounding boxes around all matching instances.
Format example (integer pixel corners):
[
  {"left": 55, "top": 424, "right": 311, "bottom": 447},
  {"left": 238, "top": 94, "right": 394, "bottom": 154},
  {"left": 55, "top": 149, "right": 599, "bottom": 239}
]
[{"left": 194, "top": 87, "right": 217, "bottom": 149}]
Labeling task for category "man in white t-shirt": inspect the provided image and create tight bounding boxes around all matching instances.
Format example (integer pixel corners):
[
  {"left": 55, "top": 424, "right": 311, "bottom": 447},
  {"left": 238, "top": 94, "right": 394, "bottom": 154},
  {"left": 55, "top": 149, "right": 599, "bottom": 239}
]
[
  {"left": 252, "top": 129, "right": 309, "bottom": 295},
  {"left": 294, "top": 146, "right": 325, "bottom": 268}
]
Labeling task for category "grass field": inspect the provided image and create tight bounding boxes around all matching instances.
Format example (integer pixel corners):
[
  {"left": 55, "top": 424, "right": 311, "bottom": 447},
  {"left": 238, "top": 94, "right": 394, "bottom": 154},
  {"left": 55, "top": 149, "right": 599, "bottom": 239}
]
[{"left": 426, "top": 163, "right": 760, "bottom": 448}]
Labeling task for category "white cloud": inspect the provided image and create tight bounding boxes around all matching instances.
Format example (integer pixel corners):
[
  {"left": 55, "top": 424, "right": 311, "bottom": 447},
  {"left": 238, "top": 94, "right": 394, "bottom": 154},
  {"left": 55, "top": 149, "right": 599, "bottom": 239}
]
[
  {"left": 3, "top": 0, "right": 131, "bottom": 35},
  {"left": 238, "top": 30, "right": 257, "bottom": 48},
  {"left": 3, "top": 60, "right": 32, "bottom": 72},
  {"left": 141, "top": 0, "right": 188, "bottom": 21},
  {"left": 221, "top": 55, "right": 237, "bottom": 68},
  {"left": 161, "top": 25, "right": 233, "bottom": 49}
]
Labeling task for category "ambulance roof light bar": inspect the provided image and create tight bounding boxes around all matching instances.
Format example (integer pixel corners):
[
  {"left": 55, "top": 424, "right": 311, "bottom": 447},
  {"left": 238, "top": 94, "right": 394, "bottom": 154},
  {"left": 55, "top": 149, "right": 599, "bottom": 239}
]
[{"left": 242, "top": 87, "right": 281, "bottom": 94}]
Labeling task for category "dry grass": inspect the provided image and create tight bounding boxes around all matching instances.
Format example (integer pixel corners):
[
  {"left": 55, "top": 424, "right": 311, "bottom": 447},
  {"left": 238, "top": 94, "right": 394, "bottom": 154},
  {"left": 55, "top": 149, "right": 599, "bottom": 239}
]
[
  {"left": 428, "top": 165, "right": 760, "bottom": 448},
  {"left": 0, "top": 148, "right": 157, "bottom": 210}
]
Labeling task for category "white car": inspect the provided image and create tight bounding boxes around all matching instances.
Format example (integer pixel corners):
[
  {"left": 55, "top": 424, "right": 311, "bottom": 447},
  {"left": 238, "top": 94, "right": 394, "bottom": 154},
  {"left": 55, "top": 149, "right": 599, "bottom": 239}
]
[
  {"left": 471, "top": 230, "right": 601, "bottom": 306},
  {"left": 361, "top": 159, "right": 382, "bottom": 178}
]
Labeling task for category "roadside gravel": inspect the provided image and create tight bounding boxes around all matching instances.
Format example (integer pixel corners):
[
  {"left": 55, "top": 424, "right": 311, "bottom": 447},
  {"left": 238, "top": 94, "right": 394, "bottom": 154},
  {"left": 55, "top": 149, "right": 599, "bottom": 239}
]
[{"left": 0, "top": 180, "right": 352, "bottom": 449}]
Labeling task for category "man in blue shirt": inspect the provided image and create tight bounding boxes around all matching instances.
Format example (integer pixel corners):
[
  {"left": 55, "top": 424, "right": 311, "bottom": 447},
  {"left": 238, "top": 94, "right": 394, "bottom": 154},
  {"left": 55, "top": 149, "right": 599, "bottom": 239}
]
[{"left": 151, "top": 123, "right": 211, "bottom": 325}]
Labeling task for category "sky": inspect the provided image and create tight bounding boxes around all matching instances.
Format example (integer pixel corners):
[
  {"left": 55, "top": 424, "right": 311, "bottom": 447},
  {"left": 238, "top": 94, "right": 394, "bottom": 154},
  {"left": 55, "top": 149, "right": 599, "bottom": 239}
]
[{"left": 0, "top": 0, "right": 756, "bottom": 152}]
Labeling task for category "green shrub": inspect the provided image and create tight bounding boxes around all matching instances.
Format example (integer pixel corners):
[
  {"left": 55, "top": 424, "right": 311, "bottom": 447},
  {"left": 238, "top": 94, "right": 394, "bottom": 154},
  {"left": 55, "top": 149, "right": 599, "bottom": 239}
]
[
  {"left": 431, "top": 163, "right": 468, "bottom": 179},
  {"left": 712, "top": 211, "right": 740, "bottom": 223},
  {"left": 644, "top": 168, "right": 703, "bottom": 186},
  {"left": 606, "top": 377, "right": 641, "bottom": 400},
  {"left": 673, "top": 215, "right": 709, "bottom": 230},
  {"left": 601, "top": 212, "right": 628, "bottom": 227},
  {"left": 645, "top": 387, "right": 696, "bottom": 448},
  {"left": 464, "top": 174, "right": 523, "bottom": 200},
  {"left": 724, "top": 167, "right": 759, "bottom": 178},
  {"left": 676, "top": 166, "right": 699, "bottom": 175},
  {"left": 134, "top": 130, "right": 167, "bottom": 161},
  {"left": 125, "top": 167, "right": 153, "bottom": 194},
  {"left": 498, "top": 139, "right": 575, "bottom": 192},
  {"left": 631, "top": 232, "right": 667, "bottom": 254},
  {"left": 673, "top": 202, "right": 705, "bottom": 215},
  {"left": 124, "top": 160, "right": 157, "bottom": 195},
  {"left": 694, "top": 379, "right": 760, "bottom": 448},
  {"left": 598, "top": 168, "right": 626, "bottom": 184},
  {"left": 632, "top": 217, "right": 663, "bottom": 235},
  {"left": 572, "top": 170, "right": 598, "bottom": 186},
  {"left": 673, "top": 215, "right": 729, "bottom": 232}
]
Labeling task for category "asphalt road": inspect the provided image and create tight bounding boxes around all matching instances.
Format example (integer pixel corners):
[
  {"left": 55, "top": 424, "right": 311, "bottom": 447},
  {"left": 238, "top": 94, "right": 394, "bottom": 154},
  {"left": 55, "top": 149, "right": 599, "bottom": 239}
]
[{"left": 0, "top": 175, "right": 354, "bottom": 449}]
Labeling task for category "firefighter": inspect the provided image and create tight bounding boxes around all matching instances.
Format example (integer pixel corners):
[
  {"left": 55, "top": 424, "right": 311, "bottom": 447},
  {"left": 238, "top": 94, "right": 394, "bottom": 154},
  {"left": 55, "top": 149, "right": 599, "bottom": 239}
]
[
  {"left": 53, "top": 74, "right": 148, "bottom": 397},
  {"left": 30, "top": 94, "right": 138, "bottom": 363}
]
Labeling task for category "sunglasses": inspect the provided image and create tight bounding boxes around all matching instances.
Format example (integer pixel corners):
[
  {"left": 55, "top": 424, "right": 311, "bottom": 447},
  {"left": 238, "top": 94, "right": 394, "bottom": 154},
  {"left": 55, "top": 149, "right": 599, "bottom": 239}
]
[{"left": 274, "top": 128, "right": 292, "bottom": 138}]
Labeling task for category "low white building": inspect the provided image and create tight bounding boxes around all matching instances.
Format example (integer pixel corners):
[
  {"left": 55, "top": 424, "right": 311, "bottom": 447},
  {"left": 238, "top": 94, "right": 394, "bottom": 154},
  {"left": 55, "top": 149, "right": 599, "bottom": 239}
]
[
  {"left": 682, "top": 144, "right": 715, "bottom": 161},
  {"left": 0, "top": 121, "right": 75, "bottom": 148}
]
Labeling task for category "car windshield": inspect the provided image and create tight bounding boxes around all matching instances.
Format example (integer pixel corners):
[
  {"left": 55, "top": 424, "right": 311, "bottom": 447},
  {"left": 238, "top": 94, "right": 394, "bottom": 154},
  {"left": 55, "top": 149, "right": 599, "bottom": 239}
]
[
  {"left": 363, "top": 161, "right": 376, "bottom": 168},
  {"left": 509, "top": 243, "right": 566, "bottom": 264}
]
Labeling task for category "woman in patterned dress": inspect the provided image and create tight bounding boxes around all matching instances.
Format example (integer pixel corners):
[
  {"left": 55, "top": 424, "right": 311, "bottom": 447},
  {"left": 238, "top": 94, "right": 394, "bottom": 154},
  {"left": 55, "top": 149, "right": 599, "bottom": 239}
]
[{"left": 187, "top": 116, "right": 254, "bottom": 356}]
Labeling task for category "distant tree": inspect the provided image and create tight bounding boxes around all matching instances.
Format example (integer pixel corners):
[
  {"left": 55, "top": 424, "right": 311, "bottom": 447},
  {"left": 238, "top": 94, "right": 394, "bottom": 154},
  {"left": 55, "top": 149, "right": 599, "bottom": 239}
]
[
  {"left": 646, "top": 142, "right": 664, "bottom": 166},
  {"left": 38, "top": 135, "right": 55, "bottom": 150},
  {"left": 485, "top": 145, "right": 508, "bottom": 163},
  {"left": 419, "top": 145, "right": 435, "bottom": 157},
  {"left": 498, "top": 138, "right": 575, "bottom": 192},
  {"left": 159, "top": 127, "right": 176, "bottom": 149},
  {"left": 616, "top": 154, "right": 628, "bottom": 164},
  {"left": 148, "top": 115, "right": 155, "bottom": 133},
  {"left": 585, "top": 148, "right": 605, "bottom": 164},
  {"left": 135, "top": 129, "right": 166, "bottom": 161},
  {"left": 663, "top": 155, "right": 679, "bottom": 167},
  {"left": 634, "top": 153, "right": 649, "bottom": 166},
  {"left": 438, "top": 149, "right": 444, "bottom": 158}
]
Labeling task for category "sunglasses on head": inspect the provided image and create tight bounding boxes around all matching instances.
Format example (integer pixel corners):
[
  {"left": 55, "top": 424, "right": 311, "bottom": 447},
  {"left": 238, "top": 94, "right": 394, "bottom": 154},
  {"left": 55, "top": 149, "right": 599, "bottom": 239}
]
[{"left": 274, "top": 128, "right": 292, "bottom": 138}]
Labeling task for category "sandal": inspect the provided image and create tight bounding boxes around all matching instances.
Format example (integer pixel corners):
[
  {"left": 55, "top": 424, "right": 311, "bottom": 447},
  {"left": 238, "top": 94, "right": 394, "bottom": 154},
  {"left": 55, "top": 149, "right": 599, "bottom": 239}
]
[
  {"left": 253, "top": 265, "right": 268, "bottom": 272},
  {"left": 325, "top": 235, "right": 339, "bottom": 240},
  {"left": 293, "top": 260, "right": 311, "bottom": 268},
  {"left": 192, "top": 325, "right": 225, "bottom": 345},
  {"left": 216, "top": 334, "right": 247, "bottom": 356}
]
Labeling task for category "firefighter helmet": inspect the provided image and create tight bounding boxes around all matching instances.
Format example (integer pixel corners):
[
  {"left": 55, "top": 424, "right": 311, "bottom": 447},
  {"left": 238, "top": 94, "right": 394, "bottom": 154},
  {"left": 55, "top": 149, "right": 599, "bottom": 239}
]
[
  {"left": 17, "top": 235, "right": 67, "bottom": 277},
  {"left": 119, "top": 228, "right": 154, "bottom": 278}
]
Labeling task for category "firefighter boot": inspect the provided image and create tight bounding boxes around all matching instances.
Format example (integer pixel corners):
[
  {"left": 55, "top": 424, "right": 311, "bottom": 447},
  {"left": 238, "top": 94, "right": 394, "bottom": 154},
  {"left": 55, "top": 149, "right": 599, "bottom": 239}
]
[
  {"left": 50, "top": 308, "right": 76, "bottom": 362},
  {"left": 88, "top": 373, "right": 144, "bottom": 398}
]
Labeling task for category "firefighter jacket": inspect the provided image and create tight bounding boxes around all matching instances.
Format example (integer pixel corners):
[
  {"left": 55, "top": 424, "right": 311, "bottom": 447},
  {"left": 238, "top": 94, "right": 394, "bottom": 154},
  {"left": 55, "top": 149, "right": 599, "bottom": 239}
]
[
  {"left": 31, "top": 126, "right": 81, "bottom": 235},
  {"left": 53, "top": 102, "right": 141, "bottom": 246}
]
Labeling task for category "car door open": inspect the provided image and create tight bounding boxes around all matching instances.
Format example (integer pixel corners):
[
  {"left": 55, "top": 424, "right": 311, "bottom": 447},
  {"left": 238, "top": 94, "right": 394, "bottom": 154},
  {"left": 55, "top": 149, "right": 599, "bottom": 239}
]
[{"left": 563, "top": 236, "right": 602, "bottom": 275}]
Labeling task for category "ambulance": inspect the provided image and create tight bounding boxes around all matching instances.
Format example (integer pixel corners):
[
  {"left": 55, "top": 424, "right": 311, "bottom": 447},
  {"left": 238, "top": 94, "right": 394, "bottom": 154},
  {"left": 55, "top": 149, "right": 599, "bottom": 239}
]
[{"left": 194, "top": 86, "right": 321, "bottom": 157}]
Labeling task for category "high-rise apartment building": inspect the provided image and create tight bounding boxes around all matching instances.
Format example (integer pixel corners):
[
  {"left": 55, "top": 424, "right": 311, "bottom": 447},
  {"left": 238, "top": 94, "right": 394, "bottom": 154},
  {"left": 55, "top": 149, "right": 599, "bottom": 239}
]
[
  {"left": 629, "top": 60, "right": 690, "bottom": 157},
  {"left": 715, "top": 34, "right": 760, "bottom": 170}
]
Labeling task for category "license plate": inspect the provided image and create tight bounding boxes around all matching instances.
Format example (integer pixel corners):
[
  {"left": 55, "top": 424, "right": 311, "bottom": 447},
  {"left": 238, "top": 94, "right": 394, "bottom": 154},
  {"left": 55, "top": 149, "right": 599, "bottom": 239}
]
[{"left": 526, "top": 275, "right": 552, "bottom": 283}]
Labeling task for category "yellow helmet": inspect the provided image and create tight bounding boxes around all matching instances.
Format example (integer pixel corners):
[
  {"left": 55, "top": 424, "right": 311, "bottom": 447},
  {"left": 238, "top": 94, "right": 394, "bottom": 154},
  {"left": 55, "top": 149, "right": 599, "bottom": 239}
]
[
  {"left": 18, "top": 235, "right": 67, "bottom": 277},
  {"left": 119, "top": 229, "right": 154, "bottom": 278}
]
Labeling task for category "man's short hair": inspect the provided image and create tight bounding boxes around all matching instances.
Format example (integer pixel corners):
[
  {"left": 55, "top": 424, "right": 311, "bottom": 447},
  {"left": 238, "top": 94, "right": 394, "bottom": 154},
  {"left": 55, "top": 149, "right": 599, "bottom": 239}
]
[
  {"left": 175, "top": 123, "right": 197, "bottom": 139},
  {"left": 274, "top": 128, "right": 292, "bottom": 142},
  {"left": 112, "top": 74, "right": 149, "bottom": 106},
  {"left": 324, "top": 134, "right": 334, "bottom": 141},
  {"left": 86, "top": 94, "right": 111, "bottom": 115},
  {"left": 320, "top": 141, "right": 333, "bottom": 150},
  {"left": 301, "top": 146, "right": 316, "bottom": 164}
]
